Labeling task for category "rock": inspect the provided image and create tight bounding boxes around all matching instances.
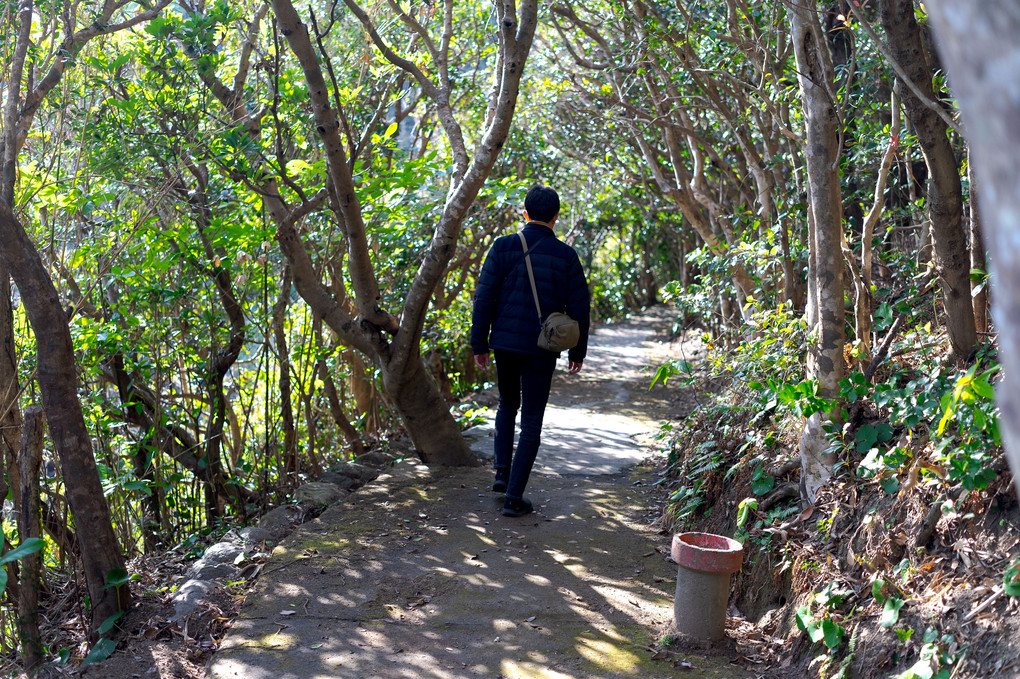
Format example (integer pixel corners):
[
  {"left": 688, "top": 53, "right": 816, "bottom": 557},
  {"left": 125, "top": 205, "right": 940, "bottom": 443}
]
[
  {"left": 172, "top": 579, "right": 214, "bottom": 622},
  {"left": 187, "top": 541, "right": 244, "bottom": 580},
  {"left": 190, "top": 560, "right": 238, "bottom": 580},
  {"left": 317, "top": 471, "right": 358, "bottom": 491},
  {"left": 258, "top": 504, "right": 304, "bottom": 540},
  {"left": 294, "top": 481, "right": 348, "bottom": 507},
  {"left": 355, "top": 450, "right": 397, "bottom": 467},
  {"left": 332, "top": 461, "right": 380, "bottom": 484},
  {"left": 238, "top": 526, "right": 274, "bottom": 545},
  {"left": 202, "top": 541, "right": 245, "bottom": 565}
]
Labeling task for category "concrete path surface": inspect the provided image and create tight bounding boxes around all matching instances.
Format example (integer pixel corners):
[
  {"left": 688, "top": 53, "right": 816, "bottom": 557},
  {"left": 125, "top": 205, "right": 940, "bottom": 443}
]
[{"left": 207, "top": 311, "right": 745, "bottom": 679}]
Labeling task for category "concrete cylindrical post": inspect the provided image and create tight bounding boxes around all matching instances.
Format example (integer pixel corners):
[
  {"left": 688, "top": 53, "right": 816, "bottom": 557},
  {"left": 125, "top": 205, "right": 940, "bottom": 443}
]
[{"left": 671, "top": 532, "right": 743, "bottom": 641}]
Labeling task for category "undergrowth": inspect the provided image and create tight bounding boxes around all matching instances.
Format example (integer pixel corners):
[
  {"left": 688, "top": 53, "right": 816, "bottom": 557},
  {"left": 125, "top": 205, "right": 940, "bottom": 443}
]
[{"left": 654, "top": 303, "right": 1018, "bottom": 678}]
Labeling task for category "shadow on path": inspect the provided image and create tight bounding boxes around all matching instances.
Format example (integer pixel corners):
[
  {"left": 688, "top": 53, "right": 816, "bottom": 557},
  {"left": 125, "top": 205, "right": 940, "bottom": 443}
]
[{"left": 207, "top": 311, "right": 743, "bottom": 679}]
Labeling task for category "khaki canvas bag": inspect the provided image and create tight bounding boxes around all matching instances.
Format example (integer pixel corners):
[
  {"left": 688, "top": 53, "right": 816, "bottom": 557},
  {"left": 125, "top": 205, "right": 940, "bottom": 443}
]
[{"left": 518, "top": 232, "right": 580, "bottom": 353}]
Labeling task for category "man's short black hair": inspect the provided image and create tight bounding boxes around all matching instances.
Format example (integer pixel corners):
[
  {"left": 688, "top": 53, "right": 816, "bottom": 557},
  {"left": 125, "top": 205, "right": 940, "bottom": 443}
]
[{"left": 525, "top": 184, "right": 560, "bottom": 223}]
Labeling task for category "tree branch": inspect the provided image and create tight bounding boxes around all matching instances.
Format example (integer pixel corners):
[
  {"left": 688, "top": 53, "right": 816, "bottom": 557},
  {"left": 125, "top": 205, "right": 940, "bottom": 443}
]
[{"left": 846, "top": 1, "right": 963, "bottom": 136}]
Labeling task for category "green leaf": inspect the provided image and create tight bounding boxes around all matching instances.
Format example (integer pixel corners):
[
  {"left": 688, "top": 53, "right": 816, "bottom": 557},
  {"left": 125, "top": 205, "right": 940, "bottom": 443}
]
[
  {"left": 875, "top": 422, "right": 895, "bottom": 443},
  {"left": 895, "top": 627, "right": 914, "bottom": 641},
  {"left": 750, "top": 465, "right": 775, "bottom": 495},
  {"left": 80, "top": 638, "right": 117, "bottom": 666},
  {"left": 872, "top": 578, "right": 887, "bottom": 606},
  {"left": 97, "top": 611, "right": 124, "bottom": 635},
  {"left": 122, "top": 480, "right": 153, "bottom": 496},
  {"left": 383, "top": 122, "right": 399, "bottom": 140},
  {"left": 650, "top": 363, "right": 677, "bottom": 389},
  {"left": 880, "top": 597, "right": 905, "bottom": 627},
  {"left": 736, "top": 498, "right": 757, "bottom": 528},
  {"left": 855, "top": 424, "right": 878, "bottom": 453},
  {"left": 105, "top": 568, "right": 133, "bottom": 588},
  {"left": 821, "top": 618, "right": 845, "bottom": 648},
  {"left": 1004, "top": 559, "right": 1020, "bottom": 597},
  {"left": 880, "top": 476, "right": 900, "bottom": 495},
  {"left": 895, "top": 659, "right": 934, "bottom": 679},
  {"left": 0, "top": 538, "right": 45, "bottom": 566},
  {"left": 794, "top": 605, "right": 812, "bottom": 632},
  {"left": 971, "top": 377, "right": 994, "bottom": 400},
  {"left": 796, "top": 606, "right": 826, "bottom": 643}
]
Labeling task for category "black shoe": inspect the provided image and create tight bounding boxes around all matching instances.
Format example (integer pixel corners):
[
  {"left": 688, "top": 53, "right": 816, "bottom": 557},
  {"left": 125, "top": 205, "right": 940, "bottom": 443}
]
[
  {"left": 502, "top": 497, "right": 533, "bottom": 517},
  {"left": 492, "top": 469, "right": 509, "bottom": 493}
]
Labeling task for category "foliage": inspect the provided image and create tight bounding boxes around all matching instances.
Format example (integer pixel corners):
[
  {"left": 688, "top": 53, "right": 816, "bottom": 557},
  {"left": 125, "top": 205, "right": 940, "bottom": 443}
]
[
  {"left": 1004, "top": 558, "right": 1020, "bottom": 598},
  {"left": 893, "top": 629, "right": 960, "bottom": 679},
  {"left": 849, "top": 353, "right": 1001, "bottom": 492},
  {"left": 0, "top": 539, "right": 45, "bottom": 597}
]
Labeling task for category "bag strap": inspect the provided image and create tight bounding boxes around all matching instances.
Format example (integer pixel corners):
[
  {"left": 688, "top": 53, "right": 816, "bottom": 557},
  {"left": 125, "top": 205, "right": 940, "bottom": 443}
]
[{"left": 518, "top": 232, "right": 544, "bottom": 322}]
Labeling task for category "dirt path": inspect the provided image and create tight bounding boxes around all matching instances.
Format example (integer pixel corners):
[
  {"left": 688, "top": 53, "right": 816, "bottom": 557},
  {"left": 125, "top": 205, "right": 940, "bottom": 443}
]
[{"left": 207, "top": 311, "right": 743, "bottom": 679}]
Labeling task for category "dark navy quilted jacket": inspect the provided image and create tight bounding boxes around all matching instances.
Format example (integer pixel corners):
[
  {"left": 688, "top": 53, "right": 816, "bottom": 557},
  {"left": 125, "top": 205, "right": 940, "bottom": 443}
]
[{"left": 470, "top": 223, "right": 591, "bottom": 362}]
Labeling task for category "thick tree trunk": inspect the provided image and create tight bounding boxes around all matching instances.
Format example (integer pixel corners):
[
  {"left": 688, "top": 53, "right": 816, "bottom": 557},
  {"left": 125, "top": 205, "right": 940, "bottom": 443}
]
[
  {"left": 788, "top": 1, "right": 846, "bottom": 504},
  {"left": 382, "top": 356, "right": 477, "bottom": 465},
  {"left": 881, "top": 0, "right": 976, "bottom": 364},
  {"left": 0, "top": 198, "right": 129, "bottom": 634},
  {"left": 925, "top": 0, "right": 1020, "bottom": 497}
]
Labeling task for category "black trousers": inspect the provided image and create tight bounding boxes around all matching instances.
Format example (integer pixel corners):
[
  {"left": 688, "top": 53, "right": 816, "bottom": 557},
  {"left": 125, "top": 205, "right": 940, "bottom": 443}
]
[{"left": 493, "top": 350, "right": 558, "bottom": 500}]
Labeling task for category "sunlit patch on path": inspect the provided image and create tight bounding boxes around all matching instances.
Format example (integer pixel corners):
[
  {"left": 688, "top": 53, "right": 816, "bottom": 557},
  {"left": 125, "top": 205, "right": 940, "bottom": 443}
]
[{"left": 207, "top": 310, "right": 744, "bottom": 679}]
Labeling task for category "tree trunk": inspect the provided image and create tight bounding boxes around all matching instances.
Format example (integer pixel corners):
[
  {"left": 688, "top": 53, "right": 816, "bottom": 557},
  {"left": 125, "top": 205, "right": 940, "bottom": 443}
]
[
  {"left": 925, "top": 0, "right": 1020, "bottom": 497},
  {"left": 853, "top": 90, "right": 899, "bottom": 372},
  {"left": 968, "top": 150, "right": 989, "bottom": 335},
  {"left": 787, "top": 0, "right": 846, "bottom": 504},
  {"left": 347, "top": 351, "right": 380, "bottom": 434},
  {"left": 191, "top": 179, "right": 248, "bottom": 522},
  {"left": 16, "top": 407, "right": 44, "bottom": 671},
  {"left": 132, "top": 433, "right": 163, "bottom": 553},
  {"left": 0, "top": 197, "right": 129, "bottom": 635},
  {"left": 313, "top": 316, "right": 364, "bottom": 457},
  {"left": 881, "top": 0, "right": 976, "bottom": 364},
  {"left": 273, "top": 267, "right": 298, "bottom": 480},
  {"left": 0, "top": 262, "right": 24, "bottom": 511},
  {"left": 382, "top": 355, "right": 476, "bottom": 465},
  {"left": 789, "top": 2, "right": 846, "bottom": 399}
]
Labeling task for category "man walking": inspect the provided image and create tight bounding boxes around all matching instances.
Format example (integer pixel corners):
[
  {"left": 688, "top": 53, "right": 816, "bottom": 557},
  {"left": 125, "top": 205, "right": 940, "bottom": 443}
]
[{"left": 470, "top": 185, "right": 591, "bottom": 517}]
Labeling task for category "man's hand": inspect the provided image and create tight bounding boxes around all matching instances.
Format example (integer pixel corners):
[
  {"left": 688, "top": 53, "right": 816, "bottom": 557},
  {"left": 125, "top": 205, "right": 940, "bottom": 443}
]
[
  {"left": 474, "top": 353, "right": 489, "bottom": 369},
  {"left": 568, "top": 360, "right": 583, "bottom": 375}
]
